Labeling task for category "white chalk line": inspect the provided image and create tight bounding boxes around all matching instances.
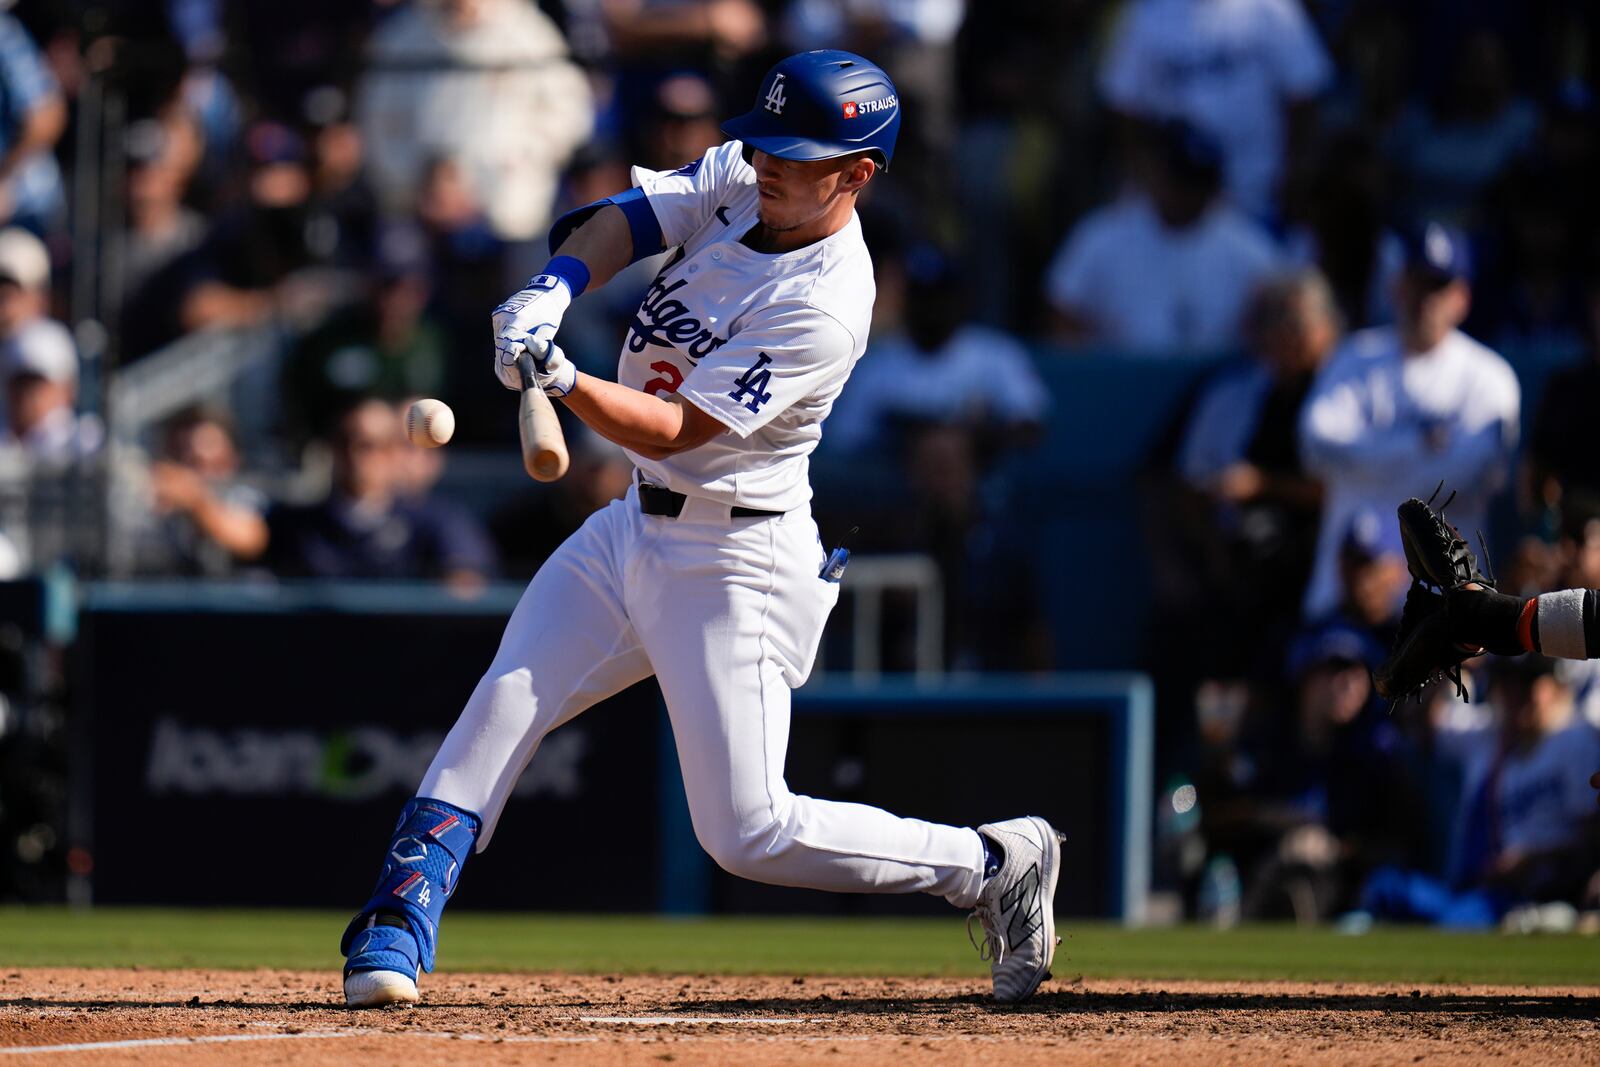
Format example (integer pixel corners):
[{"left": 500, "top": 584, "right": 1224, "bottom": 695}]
[
  {"left": 578, "top": 1015, "right": 809, "bottom": 1025},
  {"left": 0, "top": 1031, "right": 360, "bottom": 1055},
  {"left": 0, "top": 1020, "right": 973, "bottom": 1056}
]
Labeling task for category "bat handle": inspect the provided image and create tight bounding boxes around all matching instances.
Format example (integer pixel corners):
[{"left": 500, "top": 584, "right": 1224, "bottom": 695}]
[{"left": 516, "top": 347, "right": 539, "bottom": 390}]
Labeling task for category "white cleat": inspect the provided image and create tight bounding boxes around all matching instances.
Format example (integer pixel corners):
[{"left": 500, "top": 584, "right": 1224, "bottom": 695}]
[
  {"left": 969, "top": 816, "right": 1064, "bottom": 1004},
  {"left": 344, "top": 969, "right": 420, "bottom": 1008}
]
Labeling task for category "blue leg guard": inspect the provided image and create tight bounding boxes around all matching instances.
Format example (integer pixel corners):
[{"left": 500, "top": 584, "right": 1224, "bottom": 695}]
[{"left": 340, "top": 797, "right": 480, "bottom": 975}]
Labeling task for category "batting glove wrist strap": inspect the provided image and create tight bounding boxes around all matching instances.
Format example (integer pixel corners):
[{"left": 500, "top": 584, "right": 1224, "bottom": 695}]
[{"left": 340, "top": 797, "right": 480, "bottom": 973}]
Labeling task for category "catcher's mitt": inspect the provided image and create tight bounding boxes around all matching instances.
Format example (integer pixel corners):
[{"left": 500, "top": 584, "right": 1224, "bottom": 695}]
[
  {"left": 1396, "top": 487, "right": 1494, "bottom": 593},
  {"left": 1373, "top": 486, "right": 1493, "bottom": 703}
]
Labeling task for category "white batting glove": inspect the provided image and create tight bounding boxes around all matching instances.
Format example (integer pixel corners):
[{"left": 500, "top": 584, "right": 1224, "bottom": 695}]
[
  {"left": 531, "top": 341, "right": 576, "bottom": 398},
  {"left": 492, "top": 273, "right": 573, "bottom": 392}
]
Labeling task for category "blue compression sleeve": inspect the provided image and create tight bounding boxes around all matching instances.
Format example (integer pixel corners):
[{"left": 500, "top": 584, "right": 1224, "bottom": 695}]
[{"left": 547, "top": 187, "right": 666, "bottom": 263}]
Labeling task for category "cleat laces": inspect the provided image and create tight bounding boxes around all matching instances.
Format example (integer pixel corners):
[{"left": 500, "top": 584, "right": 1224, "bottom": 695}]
[{"left": 967, "top": 906, "right": 1005, "bottom": 965}]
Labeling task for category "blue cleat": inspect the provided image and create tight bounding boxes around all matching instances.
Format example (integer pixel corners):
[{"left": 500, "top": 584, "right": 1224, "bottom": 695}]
[
  {"left": 341, "top": 798, "right": 480, "bottom": 1008},
  {"left": 343, "top": 915, "right": 421, "bottom": 1007}
]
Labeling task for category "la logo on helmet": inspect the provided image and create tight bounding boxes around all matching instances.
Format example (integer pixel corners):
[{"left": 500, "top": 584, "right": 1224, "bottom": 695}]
[{"left": 764, "top": 74, "right": 788, "bottom": 115}]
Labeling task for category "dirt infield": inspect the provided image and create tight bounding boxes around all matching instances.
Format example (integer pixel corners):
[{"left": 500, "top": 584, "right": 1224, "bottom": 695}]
[{"left": 1, "top": 969, "right": 1597, "bottom": 1065}]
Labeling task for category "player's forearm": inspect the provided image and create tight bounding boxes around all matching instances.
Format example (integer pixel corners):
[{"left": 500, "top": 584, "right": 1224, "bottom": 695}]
[
  {"left": 560, "top": 374, "right": 708, "bottom": 458},
  {"left": 551, "top": 204, "right": 635, "bottom": 292}
]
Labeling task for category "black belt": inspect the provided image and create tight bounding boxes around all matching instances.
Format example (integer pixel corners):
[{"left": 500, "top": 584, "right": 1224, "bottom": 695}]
[{"left": 638, "top": 483, "right": 782, "bottom": 519}]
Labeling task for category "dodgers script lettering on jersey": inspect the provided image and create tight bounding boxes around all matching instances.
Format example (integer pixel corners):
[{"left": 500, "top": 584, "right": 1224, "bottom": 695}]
[{"left": 616, "top": 140, "right": 875, "bottom": 512}]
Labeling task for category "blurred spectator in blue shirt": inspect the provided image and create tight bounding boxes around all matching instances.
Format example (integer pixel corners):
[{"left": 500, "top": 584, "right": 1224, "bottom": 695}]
[
  {"left": 1360, "top": 655, "right": 1600, "bottom": 928},
  {"left": 0, "top": 15, "right": 65, "bottom": 234},
  {"left": 261, "top": 398, "right": 497, "bottom": 588}
]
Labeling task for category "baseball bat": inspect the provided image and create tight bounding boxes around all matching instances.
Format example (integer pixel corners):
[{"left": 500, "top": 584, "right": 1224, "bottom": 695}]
[{"left": 516, "top": 348, "right": 569, "bottom": 482}]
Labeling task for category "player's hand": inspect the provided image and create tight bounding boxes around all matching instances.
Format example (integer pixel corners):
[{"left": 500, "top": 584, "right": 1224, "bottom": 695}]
[
  {"left": 531, "top": 341, "right": 577, "bottom": 398},
  {"left": 493, "top": 274, "right": 573, "bottom": 391}
]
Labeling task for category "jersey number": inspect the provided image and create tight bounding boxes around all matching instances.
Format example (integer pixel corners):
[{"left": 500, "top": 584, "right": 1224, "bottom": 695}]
[{"left": 643, "top": 360, "right": 684, "bottom": 397}]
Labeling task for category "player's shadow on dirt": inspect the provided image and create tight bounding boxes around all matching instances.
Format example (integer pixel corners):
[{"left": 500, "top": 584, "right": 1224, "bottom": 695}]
[{"left": 689, "top": 990, "right": 1600, "bottom": 1021}]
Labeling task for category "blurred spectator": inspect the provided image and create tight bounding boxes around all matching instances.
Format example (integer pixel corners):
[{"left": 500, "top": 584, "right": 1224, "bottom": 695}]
[
  {"left": 1525, "top": 276, "right": 1600, "bottom": 517},
  {"left": 1200, "top": 622, "right": 1421, "bottom": 922},
  {"left": 115, "top": 118, "right": 204, "bottom": 305},
  {"left": 1178, "top": 270, "right": 1337, "bottom": 621},
  {"left": 1383, "top": 30, "right": 1538, "bottom": 230},
  {"left": 141, "top": 120, "right": 354, "bottom": 354},
  {"left": 1312, "top": 509, "right": 1409, "bottom": 651},
  {"left": 258, "top": 398, "right": 496, "bottom": 587},
  {"left": 599, "top": 0, "right": 767, "bottom": 130},
  {"left": 0, "top": 14, "right": 66, "bottom": 233},
  {"left": 0, "top": 318, "right": 99, "bottom": 463},
  {"left": 602, "top": 0, "right": 766, "bottom": 65},
  {"left": 358, "top": 0, "right": 593, "bottom": 241},
  {"left": 282, "top": 225, "right": 446, "bottom": 445},
  {"left": 1359, "top": 656, "right": 1600, "bottom": 928},
  {"left": 635, "top": 71, "right": 722, "bottom": 171},
  {"left": 1044, "top": 121, "right": 1280, "bottom": 353},
  {"left": 1098, "top": 0, "right": 1331, "bottom": 221},
  {"left": 782, "top": 0, "right": 965, "bottom": 190},
  {"left": 0, "top": 226, "right": 51, "bottom": 338},
  {"left": 302, "top": 85, "right": 380, "bottom": 275},
  {"left": 828, "top": 244, "right": 1048, "bottom": 453},
  {"left": 145, "top": 406, "right": 268, "bottom": 576},
  {"left": 1300, "top": 224, "right": 1519, "bottom": 618},
  {"left": 414, "top": 155, "right": 510, "bottom": 443},
  {"left": 1282, "top": 130, "right": 1402, "bottom": 330},
  {"left": 490, "top": 432, "right": 634, "bottom": 579}
]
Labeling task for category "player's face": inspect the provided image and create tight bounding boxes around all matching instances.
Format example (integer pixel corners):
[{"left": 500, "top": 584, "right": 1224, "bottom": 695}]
[
  {"left": 750, "top": 151, "right": 874, "bottom": 233},
  {"left": 1396, "top": 274, "right": 1470, "bottom": 350}
]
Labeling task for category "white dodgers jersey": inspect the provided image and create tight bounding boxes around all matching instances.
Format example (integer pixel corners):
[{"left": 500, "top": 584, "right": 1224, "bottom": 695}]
[{"left": 618, "top": 140, "right": 874, "bottom": 512}]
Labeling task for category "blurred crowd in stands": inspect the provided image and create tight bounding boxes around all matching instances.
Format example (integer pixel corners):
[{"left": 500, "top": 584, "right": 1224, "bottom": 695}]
[{"left": 0, "top": 0, "right": 1597, "bottom": 924}]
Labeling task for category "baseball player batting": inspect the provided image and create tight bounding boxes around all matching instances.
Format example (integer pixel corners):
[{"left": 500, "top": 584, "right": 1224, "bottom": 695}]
[{"left": 340, "top": 50, "right": 1064, "bottom": 1008}]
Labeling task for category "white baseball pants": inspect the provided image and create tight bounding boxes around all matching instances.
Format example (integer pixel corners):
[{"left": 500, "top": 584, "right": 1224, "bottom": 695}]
[{"left": 420, "top": 484, "right": 987, "bottom": 908}]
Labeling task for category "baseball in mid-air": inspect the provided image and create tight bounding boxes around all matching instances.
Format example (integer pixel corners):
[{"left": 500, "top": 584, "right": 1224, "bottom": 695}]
[{"left": 406, "top": 399, "right": 455, "bottom": 448}]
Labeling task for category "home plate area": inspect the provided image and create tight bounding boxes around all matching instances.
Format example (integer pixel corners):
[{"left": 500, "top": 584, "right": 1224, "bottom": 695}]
[{"left": 2, "top": 969, "right": 1594, "bottom": 1065}]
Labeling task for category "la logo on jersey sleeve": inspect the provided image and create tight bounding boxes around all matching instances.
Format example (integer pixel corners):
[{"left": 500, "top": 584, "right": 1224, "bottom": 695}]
[{"left": 729, "top": 353, "right": 775, "bottom": 413}]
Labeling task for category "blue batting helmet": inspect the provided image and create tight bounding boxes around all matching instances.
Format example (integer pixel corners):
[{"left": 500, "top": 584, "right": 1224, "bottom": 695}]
[{"left": 721, "top": 50, "right": 901, "bottom": 170}]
